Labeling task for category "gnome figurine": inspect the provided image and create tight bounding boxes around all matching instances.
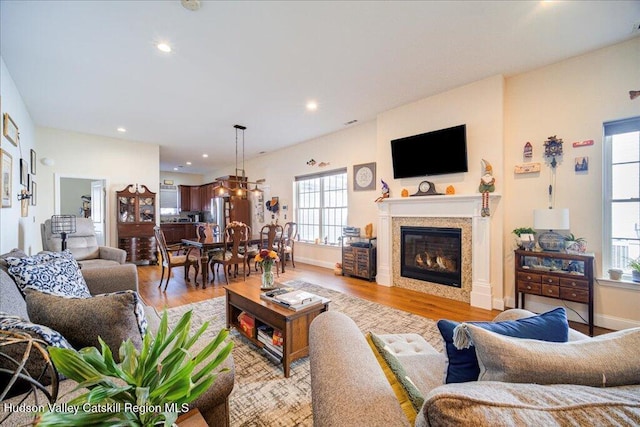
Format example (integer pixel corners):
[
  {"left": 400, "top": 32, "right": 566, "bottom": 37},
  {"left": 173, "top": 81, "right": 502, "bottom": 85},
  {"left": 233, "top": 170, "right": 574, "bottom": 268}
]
[{"left": 478, "top": 159, "right": 495, "bottom": 217}]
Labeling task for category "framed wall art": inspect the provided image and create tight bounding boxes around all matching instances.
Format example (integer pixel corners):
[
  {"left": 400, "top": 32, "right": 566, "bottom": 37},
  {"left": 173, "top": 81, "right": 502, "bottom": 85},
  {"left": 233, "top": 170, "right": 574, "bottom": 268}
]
[
  {"left": 1, "top": 149, "right": 12, "bottom": 208},
  {"left": 3, "top": 113, "right": 19, "bottom": 147},
  {"left": 20, "top": 158, "right": 28, "bottom": 186},
  {"left": 353, "top": 162, "right": 376, "bottom": 191},
  {"left": 30, "top": 181, "right": 37, "bottom": 206},
  {"left": 30, "top": 149, "right": 36, "bottom": 175}
]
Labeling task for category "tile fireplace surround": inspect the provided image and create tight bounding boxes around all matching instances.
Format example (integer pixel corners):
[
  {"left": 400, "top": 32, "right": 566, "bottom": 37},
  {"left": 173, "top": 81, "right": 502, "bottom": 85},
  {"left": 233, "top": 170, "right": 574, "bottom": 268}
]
[{"left": 377, "top": 194, "right": 501, "bottom": 310}]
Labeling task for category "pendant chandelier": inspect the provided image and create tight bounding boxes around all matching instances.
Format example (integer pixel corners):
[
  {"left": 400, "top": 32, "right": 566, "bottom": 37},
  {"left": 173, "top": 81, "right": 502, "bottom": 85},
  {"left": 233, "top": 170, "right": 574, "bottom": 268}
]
[{"left": 215, "top": 124, "right": 263, "bottom": 196}]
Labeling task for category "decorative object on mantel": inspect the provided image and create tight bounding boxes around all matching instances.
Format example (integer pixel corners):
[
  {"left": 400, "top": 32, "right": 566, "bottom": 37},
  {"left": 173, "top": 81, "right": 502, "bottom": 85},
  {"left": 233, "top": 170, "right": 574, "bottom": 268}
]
[
  {"left": 478, "top": 159, "right": 495, "bottom": 217},
  {"left": 514, "top": 162, "right": 541, "bottom": 174},
  {"left": 411, "top": 180, "right": 441, "bottom": 196},
  {"left": 573, "top": 139, "right": 594, "bottom": 147},
  {"left": 533, "top": 208, "right": 570, "bottom": 252},
  {"left": 374, "top": 179, "right": 390, "bottom": 202},
  {"left": 445, "top": 185, "right": 455, "bottom": 195},
  {"left": 575, "top": 156, "right": 588, "bottom": 172},
  {"left": 523, "top": 142, "right": 533, "bottom": 158},
  {"left": 401, "top": 188, "right": 409, "bottom": 197},
  {"left": 630, "top": 90, "right": 639, "bottom": 100}
]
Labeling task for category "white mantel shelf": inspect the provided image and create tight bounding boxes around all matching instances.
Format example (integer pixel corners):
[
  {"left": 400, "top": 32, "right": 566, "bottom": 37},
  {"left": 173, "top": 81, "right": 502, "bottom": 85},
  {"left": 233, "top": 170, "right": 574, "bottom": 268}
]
[{"left": 377, "top": 193, "right": 501, "bottom": 310}]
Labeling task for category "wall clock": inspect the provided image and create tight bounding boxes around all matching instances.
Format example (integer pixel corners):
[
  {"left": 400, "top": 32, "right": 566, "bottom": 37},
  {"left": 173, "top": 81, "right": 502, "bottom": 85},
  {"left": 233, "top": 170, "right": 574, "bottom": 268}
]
[{"left": 353, "top": 162, "right": 376, "bottom": 191}]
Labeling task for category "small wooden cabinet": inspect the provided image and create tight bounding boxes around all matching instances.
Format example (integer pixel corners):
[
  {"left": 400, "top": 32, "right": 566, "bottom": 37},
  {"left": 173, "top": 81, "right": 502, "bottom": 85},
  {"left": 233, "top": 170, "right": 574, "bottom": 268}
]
[
  {"left": 514, "top": 249, "right": 594, "bottom": 336},
  {"left": 342, "top": 235, "right": 377, "bottom": 281},
  {"left": 117, "top": 184, "right": 158, "bottom": 264}
]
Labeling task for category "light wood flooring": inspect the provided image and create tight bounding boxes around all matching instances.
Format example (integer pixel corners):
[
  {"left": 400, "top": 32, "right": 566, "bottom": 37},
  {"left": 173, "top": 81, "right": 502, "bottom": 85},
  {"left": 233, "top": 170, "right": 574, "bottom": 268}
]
[{"left": 136, "top": 260, "right": 609, "bottom": 336}]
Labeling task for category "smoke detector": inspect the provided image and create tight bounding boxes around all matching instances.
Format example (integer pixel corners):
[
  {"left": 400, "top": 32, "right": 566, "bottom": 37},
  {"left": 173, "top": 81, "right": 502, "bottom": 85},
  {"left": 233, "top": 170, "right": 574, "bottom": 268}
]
[{"left": 181, "top": 0, "right": 201, "bottom": 11}]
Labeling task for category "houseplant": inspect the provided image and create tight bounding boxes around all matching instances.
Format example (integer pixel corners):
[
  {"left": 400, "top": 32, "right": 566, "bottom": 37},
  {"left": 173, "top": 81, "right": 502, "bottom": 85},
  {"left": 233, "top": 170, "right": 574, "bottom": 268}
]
[
  {"left": 255, "top": 249, "right": 279, "bottom": 290},
  {"left": 512, "top": 227, "right": 536, "bottom": 250},
  {"left": 564, "top": 233, "right": 587, "bottom": 254},
  {"left": 35, "top": 309, "right": 233, "bottom": 426},
  {"left": 628, "top": 257, "right": 640, "bottom": 283}
]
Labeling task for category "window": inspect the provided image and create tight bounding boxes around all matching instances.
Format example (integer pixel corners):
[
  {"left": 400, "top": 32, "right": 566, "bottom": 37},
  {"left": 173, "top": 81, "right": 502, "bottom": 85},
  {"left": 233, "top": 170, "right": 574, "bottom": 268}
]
[
  {"left": 603, "top": 116, "right": 640, "bottom": 278},
  {"left": 295, "top": 168, "right": 348, "bottom": 245}
]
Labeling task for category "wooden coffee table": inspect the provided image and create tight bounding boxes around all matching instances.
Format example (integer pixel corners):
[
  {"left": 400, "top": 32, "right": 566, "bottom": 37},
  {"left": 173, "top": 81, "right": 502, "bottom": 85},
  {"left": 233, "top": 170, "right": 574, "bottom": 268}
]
[{"left": 224, "top": 282, "right": 330, "bottom": 377}]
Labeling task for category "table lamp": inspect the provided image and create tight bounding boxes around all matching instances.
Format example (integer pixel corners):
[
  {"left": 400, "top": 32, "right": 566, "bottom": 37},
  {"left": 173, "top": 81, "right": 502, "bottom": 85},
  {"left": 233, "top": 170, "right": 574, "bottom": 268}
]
[{"left": 533, "top": 208, "right": 569, "bottom": 252}]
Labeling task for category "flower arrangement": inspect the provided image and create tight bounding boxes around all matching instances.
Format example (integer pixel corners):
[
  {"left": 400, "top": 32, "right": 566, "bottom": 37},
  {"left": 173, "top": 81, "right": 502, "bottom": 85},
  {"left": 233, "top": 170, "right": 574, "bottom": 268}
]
[{"left": 255, "top": 249, "right": 279, "bottom": 270}]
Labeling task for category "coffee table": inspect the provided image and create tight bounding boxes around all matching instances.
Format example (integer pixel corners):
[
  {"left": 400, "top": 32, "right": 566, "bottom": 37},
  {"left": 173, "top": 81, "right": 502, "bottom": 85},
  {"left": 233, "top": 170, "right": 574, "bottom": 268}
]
[{"left": 224, "top": 282, "right": 330, "bottom": 377}]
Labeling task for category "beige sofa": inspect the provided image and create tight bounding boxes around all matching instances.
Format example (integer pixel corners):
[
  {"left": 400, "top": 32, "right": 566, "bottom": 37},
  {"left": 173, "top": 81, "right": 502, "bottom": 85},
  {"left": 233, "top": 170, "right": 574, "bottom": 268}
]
[
  {"left": 309, "top": 310, "right": 640, "bottom": 426},
  {"left": 0, "top": 249, "right": 235, "bottom": 426}
]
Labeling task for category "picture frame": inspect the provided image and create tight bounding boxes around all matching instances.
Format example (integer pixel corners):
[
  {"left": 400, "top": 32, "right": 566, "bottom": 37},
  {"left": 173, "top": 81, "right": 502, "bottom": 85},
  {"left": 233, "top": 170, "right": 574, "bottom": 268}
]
[
  {"left": 353, "top": 162, "right": 376, "bottom": 191},
  {"left": 27, "top": 173, "right": 32, "bottom": 192},
  {"left": 30, "top": 181, "right": 37, "bottom": 206},
  {"left": 3, "top": 113, "right": 19, "bottom": 147},
  {"left": 20, "top": 158, "right": 28, "bottom": 186},
  {"left": 30, "top": 149, "right": 36, "bottom": 175},
  {"left": 1, "top": 149, "right": 12, "bottom": 208}
]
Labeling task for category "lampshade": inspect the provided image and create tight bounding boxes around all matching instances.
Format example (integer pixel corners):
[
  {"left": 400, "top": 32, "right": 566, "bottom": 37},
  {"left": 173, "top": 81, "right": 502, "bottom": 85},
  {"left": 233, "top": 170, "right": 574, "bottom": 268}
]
[
  {"left": 533, "top": 208, "right": 570, "bottom": 231},
  {"left": 533, "top": 208, "right": 569, "bottom": 252}
]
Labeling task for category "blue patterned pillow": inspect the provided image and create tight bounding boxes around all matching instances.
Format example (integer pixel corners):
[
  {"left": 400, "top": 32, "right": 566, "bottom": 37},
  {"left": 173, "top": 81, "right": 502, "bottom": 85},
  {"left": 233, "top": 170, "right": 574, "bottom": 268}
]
[
  {"left": 0, "top": 313, "right": 73, "bottom": 349},
  {"left": 6, "top": 250, "right": 91, "bottom": 298}
]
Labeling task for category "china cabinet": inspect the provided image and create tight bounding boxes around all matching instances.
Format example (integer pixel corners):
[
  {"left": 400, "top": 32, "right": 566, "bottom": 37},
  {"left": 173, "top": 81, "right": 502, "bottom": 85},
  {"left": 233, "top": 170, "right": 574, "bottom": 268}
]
[{"left": 117, "top": 184, "right": 157, "bottom": 264}]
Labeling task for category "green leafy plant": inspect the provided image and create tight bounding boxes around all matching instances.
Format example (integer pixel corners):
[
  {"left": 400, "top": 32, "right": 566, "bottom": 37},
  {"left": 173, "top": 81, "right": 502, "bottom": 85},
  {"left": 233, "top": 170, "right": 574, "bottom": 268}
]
[
  {"left": 564, "top": 233, "right": 585, "bottom": 243},
  {"left": 628, "top": 257, "right": 640, "bottom": 272},
  {"left": 512, "top": 227, "right": 536, "bottom": 237},
  {"left": 36, "top": 310, "right": 233, "bottom": 426}
]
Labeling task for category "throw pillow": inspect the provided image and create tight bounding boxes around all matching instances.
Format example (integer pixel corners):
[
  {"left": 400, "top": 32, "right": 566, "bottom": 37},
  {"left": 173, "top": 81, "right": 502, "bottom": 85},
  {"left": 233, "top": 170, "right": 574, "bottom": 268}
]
[
  {"left": 6, "top": 250, "right": 90, "bottom": 298},
  {"left": 24, "top": 289, "right": 147, "bottom": 360},
  {"left": 437, "top": 307, "right": 569, "bottom": 383},
  {"left": 460, "top": 323, "right": 640, "bottom": 387},
  {"left": 369, "top": 332, "right": 425, "bottom": 413}
]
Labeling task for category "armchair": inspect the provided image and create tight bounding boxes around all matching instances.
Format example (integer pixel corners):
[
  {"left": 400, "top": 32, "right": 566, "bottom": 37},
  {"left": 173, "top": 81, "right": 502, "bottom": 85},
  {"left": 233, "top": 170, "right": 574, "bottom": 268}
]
[{"left": 41, "top": 217, "right": 126, "bottom": 269}]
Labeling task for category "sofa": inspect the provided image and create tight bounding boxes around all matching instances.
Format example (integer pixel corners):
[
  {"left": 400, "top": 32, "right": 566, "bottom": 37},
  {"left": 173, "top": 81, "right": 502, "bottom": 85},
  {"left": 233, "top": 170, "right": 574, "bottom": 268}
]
[
  {"left": 309, "top": 310, "right": 640, "bottom": 426},
  {"left": 41, "top": 217, "right": 127, "bottom": 269},
  {"left": 0, "top": 249, "right": 235, "bottom": 426}
]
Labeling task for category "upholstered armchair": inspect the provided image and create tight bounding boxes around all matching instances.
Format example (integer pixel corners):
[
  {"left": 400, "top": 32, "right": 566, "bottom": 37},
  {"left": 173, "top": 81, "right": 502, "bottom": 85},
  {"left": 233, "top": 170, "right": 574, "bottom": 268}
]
[{"left": 41, "top": 217, "right": 126, "bottom": 269}]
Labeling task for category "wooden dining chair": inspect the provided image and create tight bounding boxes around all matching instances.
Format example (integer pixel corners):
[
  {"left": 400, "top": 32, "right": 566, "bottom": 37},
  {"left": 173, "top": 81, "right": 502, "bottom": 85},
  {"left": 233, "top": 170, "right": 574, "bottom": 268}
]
[
  {"left": 281, "top": 221, "right": 298, "bottom": 271},
  {"left": 153, "top": 226, "right": 200, "bottom": 291},
  {"left": 254, "top": 224, "right": 283, "bottom": 275},
  {"left": 211, "top": 222, "right": 250, "bottom": 284}
]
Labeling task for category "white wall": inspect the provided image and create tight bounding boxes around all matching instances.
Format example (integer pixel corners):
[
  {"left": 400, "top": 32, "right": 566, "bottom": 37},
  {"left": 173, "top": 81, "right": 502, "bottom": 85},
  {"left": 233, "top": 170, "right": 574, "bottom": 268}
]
[
  {"left": 35, "top": 127, "right": 159, "bottom": 249},
  {"left": 504, "top": 37, "right": 640, "bottom": 329},
  {"left": 0, "top": 57, "right": 37, "bottom": 254}
]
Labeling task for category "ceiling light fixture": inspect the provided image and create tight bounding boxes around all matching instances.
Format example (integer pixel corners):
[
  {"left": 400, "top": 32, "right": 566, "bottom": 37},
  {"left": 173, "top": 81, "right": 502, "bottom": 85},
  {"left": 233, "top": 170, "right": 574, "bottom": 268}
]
[
  {"left": 202, "top": 154, "right": 208, "bottom": 158},
  {"left": 186, "top": 161, "right": 192, "bottom": 165},
  {"left": 157, "top": 43, "right": 172, "bottom": 53},
  {"left": 306, "top": 100, "right": 318, "bottom": 111},
  {"left": 117, "top": 127, "right": 126, "bottom": 133}
]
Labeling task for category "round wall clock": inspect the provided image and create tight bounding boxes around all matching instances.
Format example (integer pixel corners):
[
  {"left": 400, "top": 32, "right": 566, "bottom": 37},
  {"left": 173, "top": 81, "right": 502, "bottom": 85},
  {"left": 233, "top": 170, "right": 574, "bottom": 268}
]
[{"left": 353, "top": 162, "right": 376, "bottom": 191}]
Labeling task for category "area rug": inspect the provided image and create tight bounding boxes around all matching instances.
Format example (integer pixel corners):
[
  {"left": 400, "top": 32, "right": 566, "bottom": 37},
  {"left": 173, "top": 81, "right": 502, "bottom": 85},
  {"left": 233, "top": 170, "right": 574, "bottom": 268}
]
[{"left": 166, "top": 280, "right": 443, "bottom": 427}]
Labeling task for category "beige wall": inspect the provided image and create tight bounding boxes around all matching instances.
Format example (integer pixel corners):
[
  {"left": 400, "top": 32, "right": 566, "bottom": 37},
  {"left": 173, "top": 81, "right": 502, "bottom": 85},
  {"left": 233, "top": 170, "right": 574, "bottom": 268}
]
[{"left": 504, "top": 37, "right": 640, "bottom": 329}]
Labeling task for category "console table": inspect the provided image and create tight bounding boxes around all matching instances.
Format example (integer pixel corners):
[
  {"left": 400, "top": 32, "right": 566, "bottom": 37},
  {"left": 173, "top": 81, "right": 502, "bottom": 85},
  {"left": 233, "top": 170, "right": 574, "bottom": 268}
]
[{"left": 514, "top": 249, "right": 594, "bottom": 336}]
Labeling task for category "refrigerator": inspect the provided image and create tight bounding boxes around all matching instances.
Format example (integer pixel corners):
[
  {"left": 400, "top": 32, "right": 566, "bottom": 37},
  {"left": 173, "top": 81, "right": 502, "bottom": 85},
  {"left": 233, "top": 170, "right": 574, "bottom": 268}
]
[{"left": 210, "top": 197, "right": 226, "bottom": 231}]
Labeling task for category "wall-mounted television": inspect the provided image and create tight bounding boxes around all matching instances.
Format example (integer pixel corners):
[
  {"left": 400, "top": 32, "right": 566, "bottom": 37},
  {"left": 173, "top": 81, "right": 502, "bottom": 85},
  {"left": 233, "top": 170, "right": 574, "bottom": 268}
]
[{"left": 391, "top": 124, "right": 468, "bottom": 179}]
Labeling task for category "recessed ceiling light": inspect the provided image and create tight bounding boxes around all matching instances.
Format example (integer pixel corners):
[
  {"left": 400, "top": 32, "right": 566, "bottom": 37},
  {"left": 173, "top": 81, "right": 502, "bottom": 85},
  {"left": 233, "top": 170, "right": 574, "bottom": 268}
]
[
  {"left": 117, "top": 127, "right": 126, "bottom": 133},
  {"left": 186, "top": 161, "right": 192, "bottom": 165},
  {"left": 306, "top": 100, "right": 318, "bottom": 111},
  {"left": 202, "top": 154, "right": 208, "bottom": 158},
  {"left": 173, "top": 167, "right": 178, "bottom": 171},
  {"left": 157, "top": 43, "right": 172, "bottom": 53}
]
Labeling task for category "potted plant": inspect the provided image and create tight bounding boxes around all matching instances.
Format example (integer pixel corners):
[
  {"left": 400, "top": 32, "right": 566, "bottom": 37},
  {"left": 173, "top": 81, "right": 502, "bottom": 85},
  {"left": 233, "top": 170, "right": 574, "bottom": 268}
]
[
  {"left": 629, "top": 257, "right": 640, "bottom": 283},
  {"left": 512, "top": 227, "right": 536, "bottom": 250},
  {"left": 36, "top": 310, "right": 233, "bottom": 426},
  {"left": 564, "top": 233, "right": 587, "bottom": 254}
]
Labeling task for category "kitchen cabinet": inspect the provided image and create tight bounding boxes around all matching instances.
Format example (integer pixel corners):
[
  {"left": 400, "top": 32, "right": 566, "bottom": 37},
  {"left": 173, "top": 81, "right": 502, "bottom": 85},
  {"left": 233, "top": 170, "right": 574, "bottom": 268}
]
[
  {"left": 117, "top": 184, "right": 157, "bottom": 264},
  {"left": 160, "top": 223, "right": 198, "bottom": 244}
]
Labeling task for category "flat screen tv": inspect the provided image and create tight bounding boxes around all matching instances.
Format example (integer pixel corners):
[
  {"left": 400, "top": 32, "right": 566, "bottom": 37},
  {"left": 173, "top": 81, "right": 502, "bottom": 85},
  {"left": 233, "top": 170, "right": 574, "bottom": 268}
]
[{"left": 391, "top": 124, "right": 468, "bottom": 179}]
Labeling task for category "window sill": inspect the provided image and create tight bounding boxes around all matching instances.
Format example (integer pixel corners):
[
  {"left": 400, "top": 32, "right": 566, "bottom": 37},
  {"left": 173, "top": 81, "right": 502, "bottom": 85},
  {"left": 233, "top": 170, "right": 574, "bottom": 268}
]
[{"left": 597, "top": 277, "right": 640, "bottom": 291}]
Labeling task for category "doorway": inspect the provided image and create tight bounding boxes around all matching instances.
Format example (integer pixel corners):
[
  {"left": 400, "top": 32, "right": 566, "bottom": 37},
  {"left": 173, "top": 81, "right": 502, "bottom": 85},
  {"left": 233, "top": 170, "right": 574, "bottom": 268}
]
[{"left": 55, "top": 175, "right": 107, "bottom": 246}]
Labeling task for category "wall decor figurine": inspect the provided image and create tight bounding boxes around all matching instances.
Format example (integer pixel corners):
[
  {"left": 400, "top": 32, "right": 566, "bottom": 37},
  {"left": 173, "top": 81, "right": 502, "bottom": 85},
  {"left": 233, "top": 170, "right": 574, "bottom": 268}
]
[
  {"left": 478, "top": 159, "right": 495, "bottom": 217},
  {"left": 543, "top": 135, "right": 564, "bottom": 208},
  {"left": 523, "top": 142, "right": 533, "bottom": 159},
  {"left": 374, "top": 179, "right": 389, "bottom": 202}
]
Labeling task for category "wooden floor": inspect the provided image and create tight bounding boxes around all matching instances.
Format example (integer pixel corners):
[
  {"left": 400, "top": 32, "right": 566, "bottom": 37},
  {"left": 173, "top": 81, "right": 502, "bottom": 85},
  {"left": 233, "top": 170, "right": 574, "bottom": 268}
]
[{"left": 137, "top": 260, "right": 609, "bottom": 336}]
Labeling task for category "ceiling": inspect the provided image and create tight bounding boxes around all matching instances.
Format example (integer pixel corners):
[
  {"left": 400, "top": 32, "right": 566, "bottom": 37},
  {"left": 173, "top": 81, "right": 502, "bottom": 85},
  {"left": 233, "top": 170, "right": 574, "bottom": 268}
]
[{"left": 1, "top": 1, "right": 639, "bottom": 175}]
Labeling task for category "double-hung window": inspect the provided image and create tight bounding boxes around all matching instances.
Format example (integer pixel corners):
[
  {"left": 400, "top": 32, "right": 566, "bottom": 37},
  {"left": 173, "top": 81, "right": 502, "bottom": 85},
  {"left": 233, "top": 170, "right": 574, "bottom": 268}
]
[
  {"left": 294, "top": 168, "right": 348, "bottom": 245},
  {"left": 603, "top": 116, "right": 640, "bottom": 279}
]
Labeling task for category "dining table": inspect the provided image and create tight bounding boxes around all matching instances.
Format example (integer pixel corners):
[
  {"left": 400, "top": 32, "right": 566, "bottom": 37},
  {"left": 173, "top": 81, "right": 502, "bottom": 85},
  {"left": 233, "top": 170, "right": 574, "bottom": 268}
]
[{"left": 182, "top": 234, "right": 283, "bottom": 286}]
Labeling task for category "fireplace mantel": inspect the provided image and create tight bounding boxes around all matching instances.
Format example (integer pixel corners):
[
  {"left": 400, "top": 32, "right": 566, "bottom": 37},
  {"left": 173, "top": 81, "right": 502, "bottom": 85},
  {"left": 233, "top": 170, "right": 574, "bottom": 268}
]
[{"left": 377, "top": 193, "right": 501, "bottom": 310}]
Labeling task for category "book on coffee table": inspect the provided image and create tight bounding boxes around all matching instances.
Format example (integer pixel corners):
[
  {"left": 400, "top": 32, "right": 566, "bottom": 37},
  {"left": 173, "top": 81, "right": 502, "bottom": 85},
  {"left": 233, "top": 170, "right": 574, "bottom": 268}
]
[{"left": 260, "top": 289, "right": 323, "bottom": 311}]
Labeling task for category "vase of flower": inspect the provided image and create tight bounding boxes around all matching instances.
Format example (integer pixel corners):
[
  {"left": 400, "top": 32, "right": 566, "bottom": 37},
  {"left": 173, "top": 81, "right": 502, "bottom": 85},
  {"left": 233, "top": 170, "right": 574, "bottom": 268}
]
[{"left": 255, "top": 249, "right": 279, "bottom": 290}]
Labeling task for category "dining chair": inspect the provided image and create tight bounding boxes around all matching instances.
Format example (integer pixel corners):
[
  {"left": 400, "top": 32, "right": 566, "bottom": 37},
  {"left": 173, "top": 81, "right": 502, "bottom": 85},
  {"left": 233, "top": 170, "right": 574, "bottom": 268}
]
[
  {"left": 196, "top": 223, "right": 224, "bottom": 279},
  {"left": 281, "top": 222, "right": 298, "bottom": 271},
  {"left": 254, "top": 224, "right": 283, "bottom": 275},
  {"left": 211, "top": 222, "right": 250, "bottom": 284},
  {"left": 153, "top": 226, "right": 200, "bottom": 291}
]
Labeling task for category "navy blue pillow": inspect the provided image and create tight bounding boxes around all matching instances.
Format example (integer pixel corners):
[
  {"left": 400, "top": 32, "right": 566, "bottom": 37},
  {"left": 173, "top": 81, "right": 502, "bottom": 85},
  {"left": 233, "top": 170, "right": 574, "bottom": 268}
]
[{"left": 437, "top": 307, "right": 569, "bottom": 383}]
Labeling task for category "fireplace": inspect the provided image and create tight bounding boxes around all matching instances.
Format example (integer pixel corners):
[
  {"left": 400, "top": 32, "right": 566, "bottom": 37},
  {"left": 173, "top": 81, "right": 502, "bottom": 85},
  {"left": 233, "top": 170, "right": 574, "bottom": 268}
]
[{"left": 400, "top": 226, "right": 462, "bottom": 288}]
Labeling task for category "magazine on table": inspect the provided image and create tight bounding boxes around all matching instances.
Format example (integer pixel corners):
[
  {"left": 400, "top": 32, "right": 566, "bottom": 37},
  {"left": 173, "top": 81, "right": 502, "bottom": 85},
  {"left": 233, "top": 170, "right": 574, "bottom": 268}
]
[{"left": 260, "top": 288, "right": 323, "bottom": 311}]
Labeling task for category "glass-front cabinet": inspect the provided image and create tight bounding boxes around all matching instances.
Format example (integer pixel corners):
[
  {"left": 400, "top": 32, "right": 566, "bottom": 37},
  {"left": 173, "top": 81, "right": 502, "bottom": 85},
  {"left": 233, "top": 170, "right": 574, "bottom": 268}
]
[{"left": 116, "top": 184, "right": 157, "bottom": 264}]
